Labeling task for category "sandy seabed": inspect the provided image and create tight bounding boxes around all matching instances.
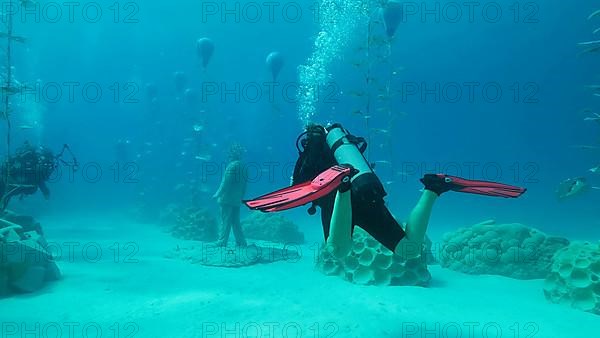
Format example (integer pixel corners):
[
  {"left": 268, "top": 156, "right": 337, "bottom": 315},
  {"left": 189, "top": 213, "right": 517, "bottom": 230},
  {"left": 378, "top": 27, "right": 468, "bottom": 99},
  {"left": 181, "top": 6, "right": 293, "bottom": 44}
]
[{"left": 1, "top": 216, "right": 599, "bottom": 338}]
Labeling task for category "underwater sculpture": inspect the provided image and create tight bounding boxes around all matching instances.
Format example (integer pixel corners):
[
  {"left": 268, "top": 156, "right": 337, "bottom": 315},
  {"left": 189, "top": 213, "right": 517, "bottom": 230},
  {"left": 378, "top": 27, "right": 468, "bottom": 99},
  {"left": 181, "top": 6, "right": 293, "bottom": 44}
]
[
  {"left": 241, "top": 212, "right": 304, "bottom": 244},
  {"left": 382, "top": 0, "right": 403, "bottom": 38},
  {"left": 196, "top": 37, "right": 215, "bottom": 70},
  {"left": 544, "top": 241, "right": 600, "bottom": 315},
  {"left": 266, "top": 51, "right": 284, "bottom": 81},
  {"left": 0, "top": 211, "right": 60, "bottom": 296},
  {"left": 438, "top": 221, "right": 570, "bottom": 279},
  {"left": 163, "top": 210, "right": 301, "bottom": 267},
  {"left": 316, "top": 227, "right": 431, "bottom": 286},
  {"left": 213, "top": 144, "right": 248, "bottom": 247}
]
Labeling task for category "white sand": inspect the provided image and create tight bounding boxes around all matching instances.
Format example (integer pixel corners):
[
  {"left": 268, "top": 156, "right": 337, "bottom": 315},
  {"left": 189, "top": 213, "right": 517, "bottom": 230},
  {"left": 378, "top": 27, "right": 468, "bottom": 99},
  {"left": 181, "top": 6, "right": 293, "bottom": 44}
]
[{"left": 1, "top": 216, "right": 599, "bottom": 338}]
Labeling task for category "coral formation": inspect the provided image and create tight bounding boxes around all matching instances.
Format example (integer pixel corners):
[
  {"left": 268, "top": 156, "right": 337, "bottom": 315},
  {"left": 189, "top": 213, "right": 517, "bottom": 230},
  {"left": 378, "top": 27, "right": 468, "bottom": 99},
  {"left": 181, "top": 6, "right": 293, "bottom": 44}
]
[
  {"left": 241, "top": 212, "right": 305, "bottom": 244},
  {"left": 544, "top": 241, "right": 600, "bottom": 315},
  {"left": 0, "top": 211, "right": 60, "bottom": 296},
  {"left": 316, "top": 227, "right": 431, "bottom": 286},
  {"left": 160, "top": 205, "right": 218, "bottom": 241},
  {"left": 438, "top": 221, "right": 569, "bottom": 279}
]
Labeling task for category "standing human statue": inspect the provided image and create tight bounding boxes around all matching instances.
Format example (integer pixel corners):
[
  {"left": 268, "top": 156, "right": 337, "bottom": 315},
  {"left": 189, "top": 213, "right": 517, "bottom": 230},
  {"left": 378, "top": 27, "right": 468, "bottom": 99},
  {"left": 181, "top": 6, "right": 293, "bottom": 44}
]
[{"left": 212, "top": 144, "right": 247, "bottom": 247}]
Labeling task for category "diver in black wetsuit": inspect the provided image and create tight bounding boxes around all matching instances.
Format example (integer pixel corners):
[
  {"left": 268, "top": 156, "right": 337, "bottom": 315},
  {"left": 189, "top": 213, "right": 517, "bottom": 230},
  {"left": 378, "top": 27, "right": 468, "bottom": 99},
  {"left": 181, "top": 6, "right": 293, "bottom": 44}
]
[
  {"left": 245, "top": 123, "right": 526, "bottom": 260},
  {"left": 288, "top": 123, "right": 525, "bottom": 260},
  {"left": 290, "top": 124, "right": 432, "bottom": 259},
  {"left": 0, "top": 142, "right": 58, "bottom": 210}
]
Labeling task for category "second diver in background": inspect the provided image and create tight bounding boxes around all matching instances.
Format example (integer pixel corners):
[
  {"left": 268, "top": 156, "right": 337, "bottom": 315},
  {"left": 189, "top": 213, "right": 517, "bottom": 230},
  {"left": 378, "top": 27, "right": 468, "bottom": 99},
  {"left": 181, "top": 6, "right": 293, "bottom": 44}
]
[
  {"left": 0, "top": 142, "right": 78, "bottom": 211},
  {"left": 0, "top": 142, "right": 55, "bottom": 211}
]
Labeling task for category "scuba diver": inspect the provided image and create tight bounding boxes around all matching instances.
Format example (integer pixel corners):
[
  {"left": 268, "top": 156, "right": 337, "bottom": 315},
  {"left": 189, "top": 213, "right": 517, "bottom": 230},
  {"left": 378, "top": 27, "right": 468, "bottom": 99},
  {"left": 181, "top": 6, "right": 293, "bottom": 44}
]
[
  {"left": 0, "top": 142, "right": 77, "bottom": 211},
  {"left": 213, "top": 144, "right": 248, "bottom": 247},
  {"left": 245, "top": 123, "right": 526, "bottom": 260}
]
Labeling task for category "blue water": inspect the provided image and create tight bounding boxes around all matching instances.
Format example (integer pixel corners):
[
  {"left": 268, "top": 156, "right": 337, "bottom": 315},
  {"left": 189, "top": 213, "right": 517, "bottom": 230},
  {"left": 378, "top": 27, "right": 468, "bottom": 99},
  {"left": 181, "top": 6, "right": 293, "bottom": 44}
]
[
  {"left": 3, "top": 0, "right": 600, "bottom": 336},
  {"left": 8, "top": 1, "right": 596, "bottom": 231}
]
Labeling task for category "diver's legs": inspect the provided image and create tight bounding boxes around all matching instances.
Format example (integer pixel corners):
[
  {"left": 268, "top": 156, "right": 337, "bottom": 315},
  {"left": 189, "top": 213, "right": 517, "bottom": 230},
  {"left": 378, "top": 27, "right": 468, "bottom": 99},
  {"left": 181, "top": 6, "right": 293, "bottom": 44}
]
[
  {"left": 394, "top": 190, "right": 438, "bottom": 259},
  {"left": 229, "top": 206, "right": 247, "bottom": 247},
  {"left": 216, "top": 205, "right": 232, "bottom": 246},
  {"left": 326, "top": 190, "right": 353, "bottom": 259}
]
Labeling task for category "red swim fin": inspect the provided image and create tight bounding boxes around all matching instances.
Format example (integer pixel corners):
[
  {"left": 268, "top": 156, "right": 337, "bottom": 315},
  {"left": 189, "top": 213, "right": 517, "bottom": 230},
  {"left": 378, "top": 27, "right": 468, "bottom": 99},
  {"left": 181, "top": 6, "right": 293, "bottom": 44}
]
[
  {"left": 422, "top": 174, "right": 527, "bottom": 198},
  {"left": 244, "top": 165, "right": 352, "bottom": 212}
]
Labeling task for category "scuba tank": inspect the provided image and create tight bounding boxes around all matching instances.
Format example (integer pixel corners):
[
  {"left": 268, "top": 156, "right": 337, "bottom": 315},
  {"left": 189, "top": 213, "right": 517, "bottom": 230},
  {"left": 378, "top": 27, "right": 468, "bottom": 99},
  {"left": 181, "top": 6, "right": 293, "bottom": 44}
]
[
  {"left": 291, "top": 123, "right": 404, "bottom": 252},
  {"left": 325, "top": 123, "right": 387, "bottom": 205},
  {"left": 292, "top": 122, "right": 387, "bottom": 214}
]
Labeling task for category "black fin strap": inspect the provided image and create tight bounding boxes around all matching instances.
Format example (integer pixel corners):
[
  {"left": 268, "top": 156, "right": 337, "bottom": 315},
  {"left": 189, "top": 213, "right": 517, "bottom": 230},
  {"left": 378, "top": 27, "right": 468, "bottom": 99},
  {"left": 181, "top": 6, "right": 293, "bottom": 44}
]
[{"left": 330, "top": 135, "right": 368, "bottom": 154}]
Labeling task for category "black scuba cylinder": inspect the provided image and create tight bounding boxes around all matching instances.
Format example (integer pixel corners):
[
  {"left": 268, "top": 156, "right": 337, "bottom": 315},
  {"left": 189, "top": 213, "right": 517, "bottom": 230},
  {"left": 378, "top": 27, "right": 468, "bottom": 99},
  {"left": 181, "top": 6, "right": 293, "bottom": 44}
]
[{"left": 325, "top": 123, "right": 387, "bottom": 204}]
